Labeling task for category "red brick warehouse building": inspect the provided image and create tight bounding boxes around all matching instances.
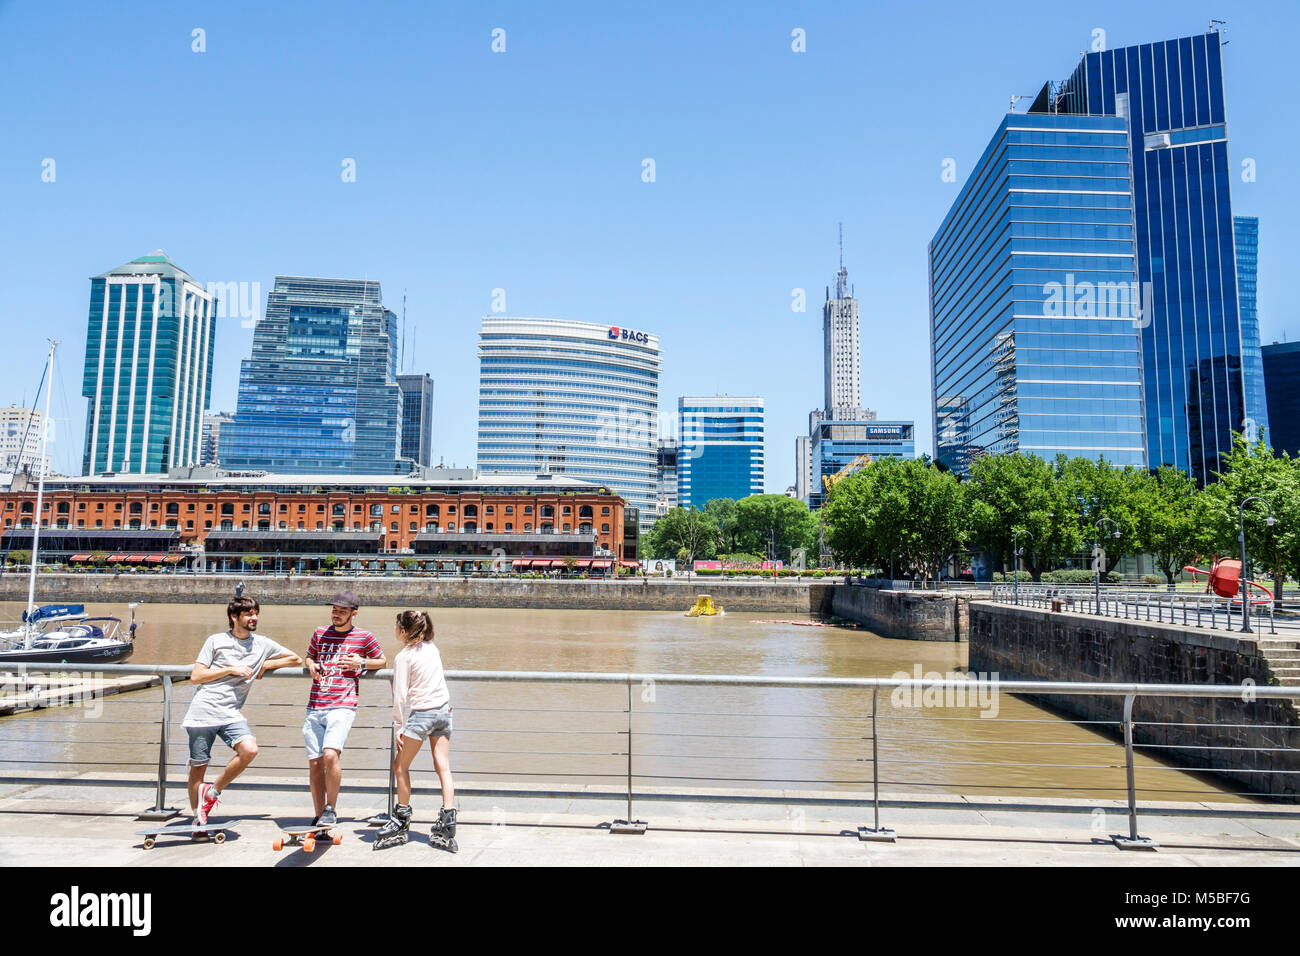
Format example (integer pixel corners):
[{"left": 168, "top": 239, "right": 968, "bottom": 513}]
[{"left": 0, "top": 472, "right": 636, "bottom": 573}]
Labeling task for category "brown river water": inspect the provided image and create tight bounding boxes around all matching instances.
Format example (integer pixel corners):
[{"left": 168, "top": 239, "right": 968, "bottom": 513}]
[{"left": 0, "top": 600, "right": 1251, "bottom": 804}]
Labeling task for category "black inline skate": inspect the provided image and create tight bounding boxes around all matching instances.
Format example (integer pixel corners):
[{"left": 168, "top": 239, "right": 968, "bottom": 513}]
[
  {"left": 373, "top": 803, "right": 411, "bottom": 851},
  {"left": 429, "top": 807, "right": 458, "bottom": 854}
]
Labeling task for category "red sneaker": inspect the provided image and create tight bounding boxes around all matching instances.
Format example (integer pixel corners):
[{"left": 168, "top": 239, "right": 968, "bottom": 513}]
[{"left": 196, "top": 783, "right": 220, "bottom": 825}]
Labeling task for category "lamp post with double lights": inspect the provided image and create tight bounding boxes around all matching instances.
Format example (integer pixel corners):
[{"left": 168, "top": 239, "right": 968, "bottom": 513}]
[
  {"left": 1093, "top": 517, "right": 1119, "bottom": 615},
  {"left": 1238, "top": 496, "right": 1276, "bottom": 635}
]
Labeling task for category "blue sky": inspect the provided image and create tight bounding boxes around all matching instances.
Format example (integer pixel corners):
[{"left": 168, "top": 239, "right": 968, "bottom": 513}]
[{"left": 2, "top": 0, "right": 1298, "bottom": 485}]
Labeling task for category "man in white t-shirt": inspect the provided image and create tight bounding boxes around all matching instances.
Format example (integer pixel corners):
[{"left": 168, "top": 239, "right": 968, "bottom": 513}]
[{"left": 182, "top": 595, "right": 301, "bottom": 824}]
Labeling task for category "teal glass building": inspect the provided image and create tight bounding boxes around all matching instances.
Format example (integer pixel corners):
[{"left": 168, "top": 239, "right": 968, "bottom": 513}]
[
  {"left": 677, "top": 396, "right": 764, "bottom": 508},
  {"left": 82, "top": 252, "right": 217, "bottom": 476},
  {"left": 1054, "top": 31, "right": 1245, "bottom": 483},
  {"left": 1233, "top": 216, "right": 1268, "bottom": 443},
  {"left": 220, "top": 277, "right": 407, "bottom": 474},
  {"left": 929, "top": 112, "right": 1147, "bottom": 475}
]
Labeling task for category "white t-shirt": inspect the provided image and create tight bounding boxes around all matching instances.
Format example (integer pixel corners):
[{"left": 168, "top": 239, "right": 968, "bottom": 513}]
[
  {"left": 391, "top": 640, "right": 450, "bottom": 730},
  {"left": 182, "top": 631, "right": 291, "bottom": 728}
]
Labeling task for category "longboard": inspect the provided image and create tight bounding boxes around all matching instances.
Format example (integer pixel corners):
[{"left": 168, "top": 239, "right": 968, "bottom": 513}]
[
  {"left": 273, "top": 823, "right": 343, "bottom": 853},
  {"left": 136, "top": 820, "right": 241, "bottom": 850}
]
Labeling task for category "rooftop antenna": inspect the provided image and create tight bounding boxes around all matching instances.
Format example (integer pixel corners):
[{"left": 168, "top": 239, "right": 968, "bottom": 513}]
[
  {"left": 834, "top": 222, "right": 848, "bottom": 300},
  {"left": 400, "top": 290, "right": 407, "bottom": 373},
  {"left": 1209, "top": 19, "right": 1228, "bottom": 43},
  {"left": 1010, "top": 93, "right": 1033, "bottom": 113}
]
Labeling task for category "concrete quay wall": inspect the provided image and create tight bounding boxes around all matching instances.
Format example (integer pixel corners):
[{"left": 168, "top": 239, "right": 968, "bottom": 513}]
[
  {"left": 830, "top": 585, "right": 986, "bottom": 642},
  {"left": 969, "top": 602, "right": 1300, "bottom": 799},
  {"left": 0, "top": 573, "right": 837, "bottom": 614}
]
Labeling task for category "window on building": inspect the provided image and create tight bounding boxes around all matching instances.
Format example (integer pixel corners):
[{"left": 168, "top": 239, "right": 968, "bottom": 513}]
[
  {"left": 524, "top": 506, "right": 532, "bottom": 514},
  {"left": 426, "top": 504, "right": 439, "bottom": 516},
  {"left": 540, "top": 505, "right": 554, "bottom": 518},
  {"left": 258, "top": 503, "right": 271, "bottom": 515},
  {"left": 409, "top": 522, "right": 417, "bottom": 532},
  {"left": 165, "top": 503, "right": 179, "bottom": 516},
  {"left": 602, "top": 524, "right": 610, "bottom": 533},
  {"left": 465, "top": 505, "right": 478, "bottom": 517},
  {"left": 505, "top": 522, "right": 513, "bottom": 531},
  {"left": 56, "top": 502, "right": 69, "bottom": 515},
  {"left": 391, "top": 505, "right": 399, "bottom": 514},
  {"left": 371, "top": 505, "right": 383, "bottom": 517},
  {"left": 390, "top": 522, "right": 399, "bottom": 532},
  {"left": 505, "top": 506, "right": 513, "bottom": 514},
  {"left": 602, "top": 507, "right": 610, "bottom": 515},
  {"left": 221, "top": 503, "right": 234, "bottom": 516},
  {"left": 563, "top": 523, "right": 571, "bottom": 532},
  {"left": 486, "top": 506, "right": 495, "bottom": 514}
]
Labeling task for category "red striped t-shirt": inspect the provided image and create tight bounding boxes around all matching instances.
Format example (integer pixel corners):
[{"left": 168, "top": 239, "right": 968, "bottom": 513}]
[{"left": 306, "top": 626, "right": 383, "bottom": 710}]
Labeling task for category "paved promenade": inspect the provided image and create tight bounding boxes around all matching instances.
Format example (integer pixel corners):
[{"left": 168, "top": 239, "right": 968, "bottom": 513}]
[{"left": 3, "top": 779, "right": 1298, "bottom": 866}]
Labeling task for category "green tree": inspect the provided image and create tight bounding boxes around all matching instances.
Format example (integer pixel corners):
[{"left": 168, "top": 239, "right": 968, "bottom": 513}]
[
  {"left": 241, "top": 554, "right": 263, "bottom": 570},
  {"left": 823, "top": 458, "right": 966, "bottom": 581},
  {"left": 90, "top": 551, "right": 108, "bottom": 567},
  {"left": 966, "top": 453, "right": 1083, "bottom": 581},
  {"left": 1056, "top": 456, "right": 1148, "bottom": 572},
  {"left": 1196, "top": 435, "right": 1299, "bottom": 599},
  {"left": 703, "top": 498, "right": 740, "bottom": 553},
  {"left": 647, "top": 507, "right": 719, "bottom": 564},
  {"left": 734, "top": 495, "right": 817, "bottom": 562},
  {"left": 1132, "top": 466, "right": 1200, "bottom": 585},
  {"left": 6, "top": 550, "right": 31, "bottom": 566}
]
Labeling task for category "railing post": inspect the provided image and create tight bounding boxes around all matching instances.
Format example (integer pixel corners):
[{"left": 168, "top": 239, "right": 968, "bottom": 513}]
[
  {"left": 859, "top": 685, "right": 896, "bottom": 842},
  {"left": 1112, "top": 693, "right": 1157, "bottom": 850},
  {"left": 610, "top": 677, "right": 646, "bottom": 833},
  {"left": 137, "top": 675, "right": 179, "bottom": 821}
]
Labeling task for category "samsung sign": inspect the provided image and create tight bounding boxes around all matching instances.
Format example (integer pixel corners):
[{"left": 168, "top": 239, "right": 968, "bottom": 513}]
[
  {"left": 867, "top": 426, "right": 906, "bottom": 438},
  {"left": 608, "top": 327, "right": 650, "bottom": 344}
]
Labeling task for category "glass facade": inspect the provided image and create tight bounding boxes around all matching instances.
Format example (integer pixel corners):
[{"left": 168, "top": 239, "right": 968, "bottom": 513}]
[
  {"left": 1233, "top": 217, "right": 1268, "bottom": 442},
  {"left": 220, "top": 277, "right": 406, "bottom": 474},
  {"left": 82, "top": 253, "right": 216, "bottom": 475},
  {"left": 397, "top": 373, "right": 435, "bottom": 466},
  {"left": 677, "top": 397, "right": 764, "bottom": 507},
  {"left": 929, "top": 113, "right": 1146, "bottom": 475},
  {"left": 476, "top": 318, "right": 660, "bottom": 528},
  {"left": 1055, "top": 32, "right": 1243, "bottom": 483},
  {"left": 1262, "top": 343, "right": 1300, "bottom": 457},
  {"left": 808, "top": 419, "right": 914, "bottom": 509}
]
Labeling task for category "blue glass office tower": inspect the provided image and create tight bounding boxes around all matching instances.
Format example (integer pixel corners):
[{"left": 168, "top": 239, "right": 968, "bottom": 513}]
[
  {"left": 220, "top": 277, "right": 407, "bottom": 474},
  {"left": 808, "top": 417, "right": 914, "bottom": 510},
  {"left": 82, "top": 252, "right": 217, "bottom": 475},
  {"left": 397, "top": 373, "right": 435, "bottom": 467},
  {"left": 1262, "top": 342, "right": 1300, "bottom": 457},
  {"left": 677, "top": 396, "right": 764, "bottom": 507},
  {"left": 1054, "top": 31, "right": 1244, "bottom": 482},
  {"left": 929, "top": 113, "right": 1147, "bottom": 475},
  {"left": 1233, "top": 217, "right": 1268, "bottom": 442}
]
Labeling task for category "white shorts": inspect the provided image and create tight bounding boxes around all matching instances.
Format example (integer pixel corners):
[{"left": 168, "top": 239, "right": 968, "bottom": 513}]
[{"left": 303, "top": 708, "right": 357, "bottom": 759}]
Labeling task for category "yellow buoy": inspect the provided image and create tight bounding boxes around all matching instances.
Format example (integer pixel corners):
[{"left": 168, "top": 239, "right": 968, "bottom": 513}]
[{"left": 685, "top": 594, "right": 723, "bottom": 617}]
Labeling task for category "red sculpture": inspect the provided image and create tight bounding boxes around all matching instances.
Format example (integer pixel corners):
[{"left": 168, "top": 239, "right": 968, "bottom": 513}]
[{"left": 1183, "top": 555, "right": 1274, "bottom": 604}]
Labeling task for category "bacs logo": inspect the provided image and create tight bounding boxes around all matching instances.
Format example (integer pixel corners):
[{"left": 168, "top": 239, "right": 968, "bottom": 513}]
[{"left": 607, "top": 327, "right": 649, "bottom": 344}]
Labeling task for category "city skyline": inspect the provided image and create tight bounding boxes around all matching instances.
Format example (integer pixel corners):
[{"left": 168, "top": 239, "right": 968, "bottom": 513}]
[{"left": 4, "top": 4, "right": 1297, "bottom": 486}]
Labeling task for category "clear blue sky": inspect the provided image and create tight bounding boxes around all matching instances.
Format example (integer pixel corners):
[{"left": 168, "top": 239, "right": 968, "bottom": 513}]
[{"left": 2, "top": 0, "right": 1297, "bottom": 484}]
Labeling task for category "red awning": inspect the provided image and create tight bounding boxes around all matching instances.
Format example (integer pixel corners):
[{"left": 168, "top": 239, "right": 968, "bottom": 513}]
[
  {"left": 574, "top": 559, "right": 593, "bottom": 568},
  {"left": 108, "top": 553, "right": 129, "bottom": 561},
  {"left": 512, "top": 559, "right": 529, "bottom": 568},
  {"left": 591, "top": 559, "right": 613, "bottom": 568},
  {"left": 69, "top": 553, "right": 91, "bottom": 561},
  {"left": 145, "top": 554, "right": 166, "bottom": 563},
  {"left": 126, "top": 554, "right": 147, "bottom": 563},
  {"left": 619, "top": 560, "right": 639, "bottom": 568},
  {"left": 164, "top": 554, "right": 185, "bottom": 563}
]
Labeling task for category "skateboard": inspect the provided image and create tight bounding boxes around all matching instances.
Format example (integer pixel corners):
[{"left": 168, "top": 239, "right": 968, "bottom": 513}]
[
  {"left": 136, "top": 820, "right": 240, "bottom": 850},
  {"left": 272, "top": 823, "right": 343, "bottom": 853}
]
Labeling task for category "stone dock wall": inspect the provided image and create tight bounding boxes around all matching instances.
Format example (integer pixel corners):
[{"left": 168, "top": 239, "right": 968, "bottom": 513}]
[{"left": 969, "top": 601, "right": 1300, "bottom": 799}]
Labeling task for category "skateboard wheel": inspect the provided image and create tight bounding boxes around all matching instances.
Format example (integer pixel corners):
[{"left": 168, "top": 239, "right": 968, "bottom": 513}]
[
  {"left": 143, "top": 838, "right": 155, "bottom": 850},
  {"left": 272, "top": 837, "right": 284, "bottom": 851},
  {"left": 303, "top": 837, "right": 316, "bottom": 853},
  {"left": 214, "top": 831, "right": 226, "bottom": 845},
  {"left": 332, "top": 833, "right": 343, "bottom": 845}
]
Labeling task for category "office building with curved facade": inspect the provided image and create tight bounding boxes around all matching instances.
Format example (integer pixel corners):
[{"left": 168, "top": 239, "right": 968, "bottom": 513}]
[{"left": 476, "top": 317, "right": 660, "bottom": 528}]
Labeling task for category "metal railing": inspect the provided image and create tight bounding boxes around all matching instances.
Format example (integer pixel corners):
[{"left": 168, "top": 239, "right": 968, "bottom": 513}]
[
  {"left": 991, "top": 584, "right": 1286, "bottom": 635},
  {"left": 2, "top": 663, "right": 1300, "bottom": 849}
]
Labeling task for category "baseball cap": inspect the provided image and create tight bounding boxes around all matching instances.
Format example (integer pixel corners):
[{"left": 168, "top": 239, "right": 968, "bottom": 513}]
[{"left": 329, "top": 590, "right": 360, "bottom": 609}]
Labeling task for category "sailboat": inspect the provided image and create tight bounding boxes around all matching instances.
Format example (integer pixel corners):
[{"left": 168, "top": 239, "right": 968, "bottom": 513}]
[{"left": 0, "top": 341, "right": 137, "bottom": 664}]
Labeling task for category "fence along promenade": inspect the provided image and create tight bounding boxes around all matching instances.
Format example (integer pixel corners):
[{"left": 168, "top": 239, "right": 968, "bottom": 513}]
[{"left": 2, "top": 664, "right": 1299, "bottom": 850}]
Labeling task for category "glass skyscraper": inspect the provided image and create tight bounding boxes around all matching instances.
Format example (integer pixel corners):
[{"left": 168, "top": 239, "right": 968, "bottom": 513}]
[
  {"left": 220, "top": 277, "right": 406, "bottom": 474},
  {"left": 1262, "top": 342, "right": 1300, "bottom": 458},
  {"left": 476, "top": 317, "right": 660, "bottom": 527},
  {"left": 1233, "top": 216, "right": 1268, "bottom": 443},
  {"left": 82, "top": 252, "right": 217, "bottom": 476},
  {"left": 929, "top": 112, "right": 1147, "bottom": 475},
  {"left": 677, "top": 396, "right": 764, "bottom": 508},
  {"left": 397, "top": 373, "right": 435, "bottom": 467},
  {"left": 808, "top": 417, "right": 915, "bottom": 510},
  {"left": 1054, "top": 31, "right": 1244, "bottom": 483}
]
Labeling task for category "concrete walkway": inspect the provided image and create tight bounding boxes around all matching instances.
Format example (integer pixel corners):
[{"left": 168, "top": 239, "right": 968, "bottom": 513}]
[{"left": 3, "top": 780, "right": 1299, "bottom": 866}]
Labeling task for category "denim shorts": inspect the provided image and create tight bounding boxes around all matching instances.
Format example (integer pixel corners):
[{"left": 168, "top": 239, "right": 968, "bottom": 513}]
[
  {"left": 400, "top": 704, "right": 453, "bottom": 741},
  {"left": 303, "top": 707, "right": 357, "bottom": 759},
  {"left": 186, "top": 719, "right": 254, "bottom": 767}
]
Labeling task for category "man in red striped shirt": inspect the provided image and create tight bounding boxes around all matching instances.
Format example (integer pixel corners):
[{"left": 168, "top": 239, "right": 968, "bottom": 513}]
[{"left": 303, "top": 590, "right": 386, "bottom": 826}]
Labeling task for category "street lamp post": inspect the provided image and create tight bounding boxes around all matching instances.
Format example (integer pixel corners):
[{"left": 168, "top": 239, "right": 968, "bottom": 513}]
[
  {"left": 1238, "top": 496, "right": 1277, "bottom": 635},
  {"left": 1012, "top": 528, "right": 1034, "bottom": 605},
  {"left": 1093, "top": 517, "right": 1119, "bottom": 615}
]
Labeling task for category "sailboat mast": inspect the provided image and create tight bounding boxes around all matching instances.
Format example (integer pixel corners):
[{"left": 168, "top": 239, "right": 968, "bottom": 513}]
[{"left": 26, "top": 341, "right": 57, "bottom": 625}]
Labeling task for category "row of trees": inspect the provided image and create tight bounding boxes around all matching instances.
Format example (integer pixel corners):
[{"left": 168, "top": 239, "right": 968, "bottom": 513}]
[
  {"left": 820, "top": 436, "right": 1300, "bottom": 593},
  {"left": 644, "top": 495, "right": 818, "bottom": 564}
]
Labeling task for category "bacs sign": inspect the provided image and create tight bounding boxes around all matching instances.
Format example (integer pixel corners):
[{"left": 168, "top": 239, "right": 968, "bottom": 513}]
[{"left": 608, "top": 327, "right": 650, "bottom": 344}]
